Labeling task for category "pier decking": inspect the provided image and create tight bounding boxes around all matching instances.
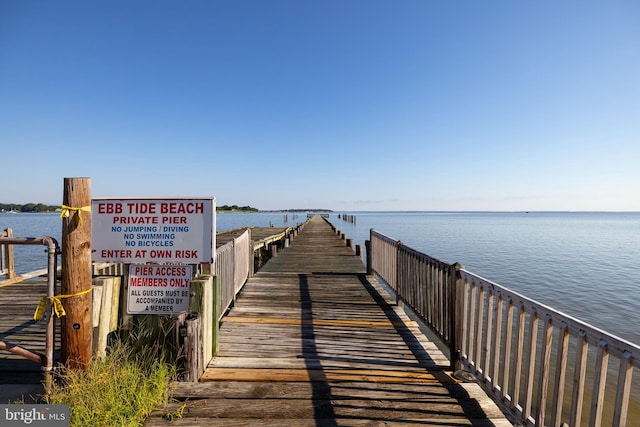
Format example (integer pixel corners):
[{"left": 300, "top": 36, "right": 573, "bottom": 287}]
[
  {"left": 145, "top": 217, "right": 510, "bottom": 426},
  {"left": 0, "top": 279, "right": 53, "bottom": 402}
]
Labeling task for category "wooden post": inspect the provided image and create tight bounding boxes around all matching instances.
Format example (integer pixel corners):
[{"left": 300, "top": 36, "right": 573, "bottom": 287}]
[
  {"left": 6, "top": 228, "right": 15, "bottom": 279},
  {"left": 61, "top": 177, "right": 93, "bottom": 369},
  {"left": 450, "top": 262, "right": 464, "bottom": 371},
  {"left": 213, "top": 275, "right": 221, "bottom": 356},
  {"left": 184, "top": 313, "right": 202, "bottom": 382},
  {"left": 365, "top": 240, "right": 372, "bottom": 275},
  {"left": 248, "top": 229, "right": 255, "bottom": 278}
]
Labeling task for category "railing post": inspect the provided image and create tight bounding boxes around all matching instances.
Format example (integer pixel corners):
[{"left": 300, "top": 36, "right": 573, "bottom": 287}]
[
  {"left": 248, "top": 229, "right": 254, "bottom": 278},
  {"left": 450, "top": 262, "right": 464, "bottom": 371},
  {"left": 6, "top": 228, "right": 15, "bottom": 279},
  {"left": 395, "top": 241, "right": 402, "bottom": 306},
  {"left": 232, "top": 237, "right": 237, "bottom": 293},
  {"left": 367, "top": 229, "right": 374, "bottom": 275},
  {"left": 213, "top": 275, "right": 221, "bottom": 356}
]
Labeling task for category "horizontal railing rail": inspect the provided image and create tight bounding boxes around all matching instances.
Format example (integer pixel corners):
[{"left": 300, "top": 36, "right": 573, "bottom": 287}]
[
  {"left": 252, "top": 227, "right": 294, "bottom": 251},
  {"left": 369, "top": 228, "right": 640, "bottom": 427}
]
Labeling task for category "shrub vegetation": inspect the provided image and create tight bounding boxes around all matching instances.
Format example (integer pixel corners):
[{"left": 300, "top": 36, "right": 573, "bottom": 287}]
[{"left": 46, "top": 316, "right": 179, "bottom": 427}]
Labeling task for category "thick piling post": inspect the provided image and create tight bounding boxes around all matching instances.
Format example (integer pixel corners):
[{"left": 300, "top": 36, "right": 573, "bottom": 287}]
[{"left": 60, "top": 177, "right": 93, "bottom": 369}]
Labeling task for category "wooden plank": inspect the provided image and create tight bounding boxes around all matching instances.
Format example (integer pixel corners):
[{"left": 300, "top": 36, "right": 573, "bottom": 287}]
[
  {"left": 0, "top": 280, "right": 60, "bottom": 381},
  {"left": 208, "top": 356, "right": 448, "bottom": 371},
  {"left": 0, "top": 269, "right": 47, "bottom": 287},
  {"left": 201, "top": 367, "right": 456, "bottom": 383},
  {"left": 146, "top": 419, "right": 511, "bottom": 427},
  {"left": 168, "top": 380, "right": 456, "bottom": 400},
  {"left": 221, "top": 316, "right": 419, "bottom": 328}
]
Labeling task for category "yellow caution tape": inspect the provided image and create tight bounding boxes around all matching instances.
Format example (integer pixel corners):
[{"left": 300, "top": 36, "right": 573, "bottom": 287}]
[
  {"left": 33, "top": 288, "right": 93, "bottom": 321},
  {"left": 60, "top": 205, "right": 91, "bottom": 227}
]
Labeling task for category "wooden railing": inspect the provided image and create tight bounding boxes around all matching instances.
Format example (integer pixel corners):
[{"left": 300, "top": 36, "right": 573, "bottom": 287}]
[
  {"left": 369, "top": 229, "right": 640, "bottom": 427},
  {"left": 0, "top": 228, "right": 15, "bottom": 279},
  {"left": 214, "top": 228, "right": 252, "bottom": 319},
  {"left": 371, "top": 230, "right": 456, "bottom": 351}
]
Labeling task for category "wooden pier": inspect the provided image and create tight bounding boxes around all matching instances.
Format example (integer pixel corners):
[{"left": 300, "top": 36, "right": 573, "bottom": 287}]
[{"left": 145, "top": 217, "right": 510, "bottom": 426}]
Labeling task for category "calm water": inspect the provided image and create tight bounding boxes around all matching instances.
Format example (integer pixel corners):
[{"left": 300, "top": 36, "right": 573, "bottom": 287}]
[
  {"left": 335, "top": 211, "right": 640, "bottom": 345},
  {"left": 2, "top": 211, "right": 639, "bottom": 344}
]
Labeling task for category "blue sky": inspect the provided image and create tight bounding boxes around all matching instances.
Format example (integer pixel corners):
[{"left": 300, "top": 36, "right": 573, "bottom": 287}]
[{"left": 1, "top": 1, "right": 639, "bottom": 211}]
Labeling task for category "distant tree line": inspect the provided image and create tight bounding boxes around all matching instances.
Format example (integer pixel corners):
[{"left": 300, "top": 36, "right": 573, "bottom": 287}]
[
  {"left": 0, "top": 203, "right": 59, "bottom": 213},
  {"left": 217, "top": 205, "right": 258, "bottom": 212},
  {"left": 261, "top": 208, "right": 333, "bottom": 213}
]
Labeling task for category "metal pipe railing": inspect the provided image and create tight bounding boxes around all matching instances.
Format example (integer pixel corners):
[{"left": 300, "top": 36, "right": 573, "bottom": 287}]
[{"left": 0, "top": 236, "right": 59, "bottom": 377}]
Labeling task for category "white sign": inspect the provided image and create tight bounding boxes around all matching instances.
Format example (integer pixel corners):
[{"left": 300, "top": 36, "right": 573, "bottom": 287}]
[
  {"left": 91, "top": 198, "right": 215, "bottom": 263},
  {"left": 127, "top": 264, "right": 192, "bottom": 314}
]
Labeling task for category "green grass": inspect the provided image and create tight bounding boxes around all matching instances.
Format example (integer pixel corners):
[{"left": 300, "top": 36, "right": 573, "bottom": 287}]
[{"left": 46, "top": 317, "right": 180, "bottom": 427}]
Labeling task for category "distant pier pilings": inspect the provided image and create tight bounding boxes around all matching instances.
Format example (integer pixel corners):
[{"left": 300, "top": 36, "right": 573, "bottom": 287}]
[{"left": 338, "top": 214, "right": 356, "bottom": 224}]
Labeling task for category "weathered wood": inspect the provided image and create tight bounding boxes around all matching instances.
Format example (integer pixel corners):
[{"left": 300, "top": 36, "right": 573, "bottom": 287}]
[
  {"left": 449, "top": 266, "right": 640, "bottom": 425},
  {"left": 2, "top": 228, "right": 15, "bottom": 279},
  {"left": 212, "top": 275, "right": 220, "bottom": 356},
  {"left": 167, "top": 380, "right": 455, "bottom": 400},
  {"left": 0, "top": 280, "right": 60, "bottom": 383},
  {"left": 0, "top": 268, "right": 48, "bottom": 287},
  {"left": 145, "top": 216, "right": 510, "bottom": 426},
  {"left": 189, "top": 315, "right": 202, "bottom": 381},
  {"left": 92, "top": 276, "right": 121, "bottom": 358},
  {"left": 200, "top": 367, "right": 453, "bottom": 383},
  {"left": 183, "top": 314, "right": 202, "bottom": 382},
  {"left": 188, "top": 274, "right": 213, "bottom": 369},
  {"left": 146, "top": 380, "right": 512, "bottom": 426},
  {"left": 60, "top": 177, "right": 92, "bottom": 369}
]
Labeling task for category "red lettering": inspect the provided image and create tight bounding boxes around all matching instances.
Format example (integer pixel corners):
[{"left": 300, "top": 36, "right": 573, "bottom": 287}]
[
  {"left": 160, "top": 202, "right": 204, "bottom": 215},
  {"left": 133, "top": 266, "right": 154, "bottom": 275},
  {"left": 127, "top": 203, "right": 156, "bottom": 214},
  {"left": 100, "top": 249, "right": 131, "bottom": 258},
  {"left": 175, "top": 250, "right": 198, "bottom": 259},
  {"left": 150, "top": 250, "right": 172, "bottom": 258},
  {"left": 162, "top": 216, "right": 187, "bottom": 224},
  {"left": 98, "top": 203, "right": 123, "bottom": 214}
]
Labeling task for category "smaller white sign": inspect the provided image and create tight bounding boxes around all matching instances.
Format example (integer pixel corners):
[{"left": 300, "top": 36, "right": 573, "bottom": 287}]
[{"left": 127, "top": 264, "right": 192, "bottom": 314}]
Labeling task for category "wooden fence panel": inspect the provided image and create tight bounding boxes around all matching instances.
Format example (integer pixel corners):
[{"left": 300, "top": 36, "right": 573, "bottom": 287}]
[
  {"left": 370, "top": 229, "right": 640, "bottom": 426},
  {"left": 215, "top": 229, "right": 251, "bottom": 319},
  {"left": 458, "top": 269, "right": 640, "bottom": 427},
  {"left": 215, "top": 241, "right": 234, "bottom": 319},
  {"left": 233, "top": 229, "right": 251, "bottom": 295}
]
